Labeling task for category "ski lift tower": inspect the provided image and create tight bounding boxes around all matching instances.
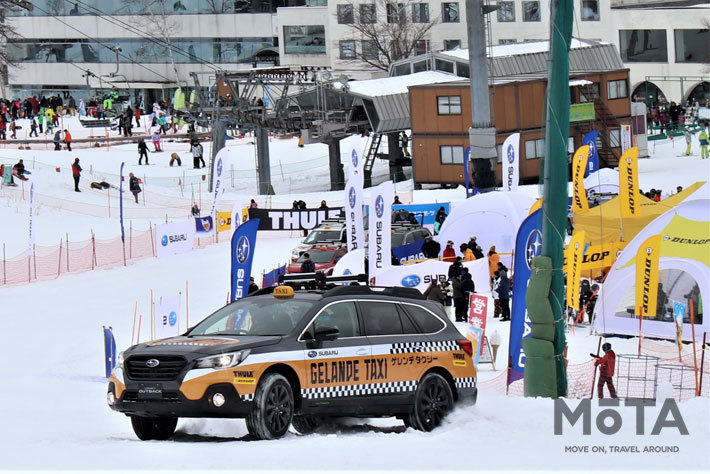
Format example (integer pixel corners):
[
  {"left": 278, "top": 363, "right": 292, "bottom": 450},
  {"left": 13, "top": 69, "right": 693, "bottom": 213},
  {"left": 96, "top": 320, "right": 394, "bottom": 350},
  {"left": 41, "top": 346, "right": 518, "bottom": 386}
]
[{"left": 466, "top": 0, "right": 499, "bottom": 191}]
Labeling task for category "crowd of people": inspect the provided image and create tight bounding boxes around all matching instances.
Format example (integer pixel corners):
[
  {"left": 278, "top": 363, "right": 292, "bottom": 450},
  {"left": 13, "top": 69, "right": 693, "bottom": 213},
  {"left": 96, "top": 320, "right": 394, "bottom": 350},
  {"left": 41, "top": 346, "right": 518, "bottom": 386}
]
[
  {"left": 420, "top": 235, "right": 512, "bottom": 323},
  {"left": 647, "top": 99, "right": 704, "bottom": 134}
]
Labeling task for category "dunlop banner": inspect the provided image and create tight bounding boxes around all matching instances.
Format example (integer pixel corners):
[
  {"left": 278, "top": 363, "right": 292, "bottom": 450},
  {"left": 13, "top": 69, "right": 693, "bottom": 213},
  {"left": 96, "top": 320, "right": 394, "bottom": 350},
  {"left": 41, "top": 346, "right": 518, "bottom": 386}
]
[
  {"left": 635, "top": 234, "right": 661, "bottom": 317},
  {"left": 563, "top": 241, "right": 627, "bottom": 272},
  {"left": 618, "top": 147, "right": 640, "bottom": 218},
  {"left": 566, "top": 230, "right": 586, "bottom": 310},
  {"left": 571, "top": 145, "right": 590, "bottom": 213},
  {"left": 217, "top": 211, "right": 232, "bottom": 232}
]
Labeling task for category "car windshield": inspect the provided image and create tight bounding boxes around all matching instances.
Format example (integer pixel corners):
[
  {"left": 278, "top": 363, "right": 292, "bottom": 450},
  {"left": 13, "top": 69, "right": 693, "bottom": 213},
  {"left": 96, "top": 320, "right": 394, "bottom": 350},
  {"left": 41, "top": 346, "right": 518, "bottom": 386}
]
[
  {"left": 304, "top": 230, "right": 341, "bottom": 244},
  {"left": 188, "top": 298, "right": 314, "bottom": 336},
  {"left": 392, "top": 233, "right": 406, "bottom": 247},
  {"left": 297, "top": 250, "right": 336, "bottom": 263}
]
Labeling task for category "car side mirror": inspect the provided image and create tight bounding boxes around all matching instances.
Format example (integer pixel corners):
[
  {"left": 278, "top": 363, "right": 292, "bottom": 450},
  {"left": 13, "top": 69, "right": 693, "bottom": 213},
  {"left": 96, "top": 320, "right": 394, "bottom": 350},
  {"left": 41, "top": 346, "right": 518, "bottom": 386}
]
[{"left": 314, "top": 326, "right": 339, "bottom": 342}]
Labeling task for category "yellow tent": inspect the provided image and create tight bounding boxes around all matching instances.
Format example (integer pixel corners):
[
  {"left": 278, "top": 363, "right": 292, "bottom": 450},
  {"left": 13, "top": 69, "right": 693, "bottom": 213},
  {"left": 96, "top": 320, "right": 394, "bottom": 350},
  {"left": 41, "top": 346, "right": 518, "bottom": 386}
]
[{"left": 574, "top": 181, "right": 706, "bottom": 246}]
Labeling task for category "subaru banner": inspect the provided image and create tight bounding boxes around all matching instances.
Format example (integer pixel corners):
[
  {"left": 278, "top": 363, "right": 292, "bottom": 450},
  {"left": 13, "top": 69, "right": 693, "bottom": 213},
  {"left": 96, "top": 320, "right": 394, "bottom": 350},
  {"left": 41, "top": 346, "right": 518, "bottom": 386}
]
[{"left": 231, "top": 218, "right": 259, "bottom": 302}]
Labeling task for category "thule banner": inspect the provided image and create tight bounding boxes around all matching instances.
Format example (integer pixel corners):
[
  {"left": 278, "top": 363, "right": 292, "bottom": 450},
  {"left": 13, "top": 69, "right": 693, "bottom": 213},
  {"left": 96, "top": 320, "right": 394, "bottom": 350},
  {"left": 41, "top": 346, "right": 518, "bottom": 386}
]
[{"left": 247, "top": 208, "right": 343, "bottom": 231}]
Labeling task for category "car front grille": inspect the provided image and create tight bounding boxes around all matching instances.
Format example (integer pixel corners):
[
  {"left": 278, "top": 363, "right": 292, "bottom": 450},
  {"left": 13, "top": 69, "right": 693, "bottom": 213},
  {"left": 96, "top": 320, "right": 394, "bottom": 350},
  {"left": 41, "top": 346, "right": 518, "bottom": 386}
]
[{"left": 125, "top": 356, "right": 186, "bottom": 381}]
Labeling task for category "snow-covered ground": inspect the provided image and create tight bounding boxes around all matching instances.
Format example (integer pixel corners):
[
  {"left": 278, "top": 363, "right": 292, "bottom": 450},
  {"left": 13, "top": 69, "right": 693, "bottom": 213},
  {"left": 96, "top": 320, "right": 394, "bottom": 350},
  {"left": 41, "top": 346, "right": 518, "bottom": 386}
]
[{"left": 0, "top": 117, "right": 708, "bottom": 472}]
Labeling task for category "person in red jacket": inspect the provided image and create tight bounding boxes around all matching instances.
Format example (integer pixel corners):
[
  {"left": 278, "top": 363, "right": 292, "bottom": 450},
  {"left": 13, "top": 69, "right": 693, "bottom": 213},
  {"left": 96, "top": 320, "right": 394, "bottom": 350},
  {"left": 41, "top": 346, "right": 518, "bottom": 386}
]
[
  {"left": 591, "top": 342, "right": 617, "bottom": 399},
  {"left": 442, "top": 240, "right": 456, "bottom": 262},
  {"left": 63, "top": 129, "right": 72, "bottom": 151},
  {"left": 71, "top": 157, "right": 82, "bottom": 192}
]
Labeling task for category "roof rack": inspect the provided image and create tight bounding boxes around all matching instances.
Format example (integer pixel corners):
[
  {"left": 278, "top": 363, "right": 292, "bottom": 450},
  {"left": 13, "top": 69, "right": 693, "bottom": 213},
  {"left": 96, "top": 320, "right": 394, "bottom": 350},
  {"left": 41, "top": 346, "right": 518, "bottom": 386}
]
[{"left": 323, "top": 285, "right": 424, "bottom": 300}]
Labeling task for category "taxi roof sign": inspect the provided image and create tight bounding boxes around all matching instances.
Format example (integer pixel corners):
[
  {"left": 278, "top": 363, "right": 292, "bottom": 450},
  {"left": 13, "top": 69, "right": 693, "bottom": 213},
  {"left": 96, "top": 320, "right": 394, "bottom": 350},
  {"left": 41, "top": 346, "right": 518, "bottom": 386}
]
[{"left": 273, "top": 286, "right": 295, "bottom": 299}]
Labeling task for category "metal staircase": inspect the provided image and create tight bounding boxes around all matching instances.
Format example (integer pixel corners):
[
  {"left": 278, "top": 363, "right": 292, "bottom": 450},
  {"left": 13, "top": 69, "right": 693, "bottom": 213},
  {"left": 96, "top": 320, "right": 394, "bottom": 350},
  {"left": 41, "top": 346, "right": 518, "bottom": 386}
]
[{"left": 579, "top": 85, "right": 622, "bottom": 168}]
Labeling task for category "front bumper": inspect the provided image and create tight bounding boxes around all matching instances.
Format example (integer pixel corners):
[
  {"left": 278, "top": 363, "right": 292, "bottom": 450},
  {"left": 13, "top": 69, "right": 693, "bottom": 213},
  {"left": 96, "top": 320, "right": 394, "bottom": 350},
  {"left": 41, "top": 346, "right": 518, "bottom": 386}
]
[{"left": 108, "top": 381, "right": 252, "bottom": 418}]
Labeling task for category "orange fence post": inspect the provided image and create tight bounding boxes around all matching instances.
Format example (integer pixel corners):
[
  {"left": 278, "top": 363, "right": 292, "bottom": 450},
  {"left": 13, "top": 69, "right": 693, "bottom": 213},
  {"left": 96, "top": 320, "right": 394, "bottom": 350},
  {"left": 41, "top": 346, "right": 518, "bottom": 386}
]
[
  {"left": 137, "top": 314, "right": 142, "bottom": 344},
  {"left": 700, "top": 332, "right": 707, "bottom": 396},
  {"left": 66, "top": 233, "right": 70, "bottom": 273},
  {"left": 637, "top": 307, "right": 643, "bottom": 357},
  {"left": 2, "top": 242, "right": 5, "bottom": 285},
  {"left": 131, "top": 301, "right": 138, "bottom": 346},
  {"left": 185, "top": 279, "right": 189, "bottom": 330},
  {"left": 33, "top": 244, "right": 36, "bottom": 280},
  {"left": 57, "top": 238, "right": 62, "bottom": 277}
]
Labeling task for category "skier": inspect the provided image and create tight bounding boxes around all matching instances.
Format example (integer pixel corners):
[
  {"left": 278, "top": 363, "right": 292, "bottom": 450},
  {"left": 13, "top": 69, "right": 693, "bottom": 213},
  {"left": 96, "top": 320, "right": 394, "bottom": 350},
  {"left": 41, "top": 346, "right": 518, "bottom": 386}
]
[
  {"left": 191, "top": 140, "right": 205, "bottom": 168},
  {"left": 29, "top": 118, "right": 38, "bottom": 137},
  {"left": 683, "top": 127, "right": 692, "bottom": 156},
  {"left": 591, "top": 342, "right": 617, "bottom": 399},
  {"left": 63, "top": 129, "right": 72, "bottom": 151},
  {"left": 128, "top": 172, "right": 141, "bottom": 203},
  {"left": 137, "top": 138, "right": 149, "bottom": 165},
  {"left": 699, "top": 127, "right": 709, "bottom": 159},
  {"left": 151, "top": 129, "right": 162, "bottom": 152},
  {"left": 71, "top": 158, "right": 82, "bottom": 192},
  {"left": 53, "top": 130, "right": 62, "bottom": 151}
]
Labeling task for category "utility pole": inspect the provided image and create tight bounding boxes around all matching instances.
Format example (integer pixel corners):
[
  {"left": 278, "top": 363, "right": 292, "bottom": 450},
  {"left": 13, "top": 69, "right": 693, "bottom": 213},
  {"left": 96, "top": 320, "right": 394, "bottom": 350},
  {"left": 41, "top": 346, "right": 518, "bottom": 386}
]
[{"left": 466, "top": 0, "right": 498, "bottom": 191}]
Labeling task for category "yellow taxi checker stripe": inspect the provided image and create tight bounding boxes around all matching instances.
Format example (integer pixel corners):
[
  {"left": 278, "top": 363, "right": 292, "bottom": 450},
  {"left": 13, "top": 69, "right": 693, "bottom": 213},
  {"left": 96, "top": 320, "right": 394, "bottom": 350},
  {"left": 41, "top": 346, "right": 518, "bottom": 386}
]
[
  {"left": 390, "top": 340, "right": 459, "bottom": 354},
  {"left": 454, "top": 377, "right": 476, "bottom": 389},
  {"left": 301, "top": 380, "right": 418, "bottom": 399}
]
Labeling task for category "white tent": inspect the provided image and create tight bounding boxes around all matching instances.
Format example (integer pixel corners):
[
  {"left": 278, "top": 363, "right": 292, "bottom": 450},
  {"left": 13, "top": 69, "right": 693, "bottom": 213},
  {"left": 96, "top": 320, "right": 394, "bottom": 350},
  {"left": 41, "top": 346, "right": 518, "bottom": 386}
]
[
  {"left": 592, "top": 199, "right": 710, "bottom": 341},
  {"left": 584, "top": 168, "right": 619, "bottom": 195},
  {"left": 332, "top": 248, "right": 366, "bottom": 277},
  {"left": 435, "top": 191, "right": 535, "bottom": 254}
]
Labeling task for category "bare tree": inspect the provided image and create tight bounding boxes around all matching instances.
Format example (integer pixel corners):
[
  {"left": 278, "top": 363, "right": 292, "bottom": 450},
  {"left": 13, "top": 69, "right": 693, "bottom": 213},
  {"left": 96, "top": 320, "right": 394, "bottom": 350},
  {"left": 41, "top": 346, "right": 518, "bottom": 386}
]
[
  {"left": 204, "top": 0, "right": 232, "bottom": 13},
  {"left": 126, "top": 0, "right": 183, "bottom": 85},
  {"left": 337, "top": 0, "right": 439, "bottom": 71}
]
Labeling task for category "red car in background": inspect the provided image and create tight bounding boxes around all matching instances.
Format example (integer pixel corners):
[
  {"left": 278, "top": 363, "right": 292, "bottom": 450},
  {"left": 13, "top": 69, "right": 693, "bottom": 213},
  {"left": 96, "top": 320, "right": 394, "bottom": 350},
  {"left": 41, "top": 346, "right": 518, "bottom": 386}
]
[{"left": 286, "top": 244, "right": 347, "bottom": 275}]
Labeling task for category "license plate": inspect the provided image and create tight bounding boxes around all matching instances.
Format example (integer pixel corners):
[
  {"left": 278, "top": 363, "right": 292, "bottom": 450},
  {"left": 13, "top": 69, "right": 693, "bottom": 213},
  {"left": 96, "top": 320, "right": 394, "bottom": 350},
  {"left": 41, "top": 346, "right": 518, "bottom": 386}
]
[{"left": 137, "top": 383, "right": 163, "bottom": 399}]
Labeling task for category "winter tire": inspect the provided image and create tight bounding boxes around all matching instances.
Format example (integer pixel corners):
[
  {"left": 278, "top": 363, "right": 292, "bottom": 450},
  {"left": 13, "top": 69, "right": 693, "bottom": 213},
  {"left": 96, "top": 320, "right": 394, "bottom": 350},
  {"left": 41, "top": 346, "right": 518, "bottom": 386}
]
[
  {"left": 291, "top": 415, "right": 320, "bottom": 435},
  {"left": 130, "top": 415, "right": 178, "bottom": 440},
  {"left": 246, "top": 373, "right": 294, "bottom": 440},
  {"left": 406, "top": 373, "right": 454, "bottom": 432}
]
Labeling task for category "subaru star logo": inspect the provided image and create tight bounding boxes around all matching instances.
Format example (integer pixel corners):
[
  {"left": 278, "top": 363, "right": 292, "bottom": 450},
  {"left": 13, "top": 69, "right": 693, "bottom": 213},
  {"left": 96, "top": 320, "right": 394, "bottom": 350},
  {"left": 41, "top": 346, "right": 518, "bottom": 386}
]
[
  {"left": 351, "top": 149, "right": 358, "bottom": 168},
  {"left": 348, "top": 187, "right": 357, "bottom": 209},
  {"left": 236, "top": 236, "right": 250, "bottom": 264},
  {"left": 507, "top": 144, "right": 515, "bottom": 163},
  {"left": 401, "top": 274, "right": 421, "bottom": 287},
  {"left": 161, "top": 235, "right": 168, "bottom": 247},
  {"left": 588, "top": 141, "right": 595, "bottom": 157},
  {"left": 307, "top": 350, "right": 318, "bottom": 358},
  {"left": 525, "top": 229, "right": 543, "bottom": 269},
  {"left": 375, "top": 195, "right": 384, "bottom": 218},
  {"left": 168, "top": 311, "right": 177, "bottom": 326},
  {"left": 146, "top": 359, "right": 160, "bottom": 368},
  {"left": 217, "top": 158, "right": 223, "bottom": 176}
]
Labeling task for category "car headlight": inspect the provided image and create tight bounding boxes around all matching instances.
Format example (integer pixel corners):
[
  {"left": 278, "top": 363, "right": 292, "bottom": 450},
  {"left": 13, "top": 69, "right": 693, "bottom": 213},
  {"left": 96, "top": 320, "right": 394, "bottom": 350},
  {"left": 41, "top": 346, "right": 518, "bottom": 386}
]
[
  {"left": 195, "top": 350, "right": 250, "bottom": 369},
  {"left": 116, "top": 351, "right": 125, "bottom": 369}
]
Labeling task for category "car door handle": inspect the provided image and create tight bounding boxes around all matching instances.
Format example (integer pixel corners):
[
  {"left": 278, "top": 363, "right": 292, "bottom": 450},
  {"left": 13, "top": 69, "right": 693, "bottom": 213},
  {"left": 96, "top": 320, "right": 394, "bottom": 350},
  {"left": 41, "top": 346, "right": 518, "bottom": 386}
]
[{"left": 356, "top": 348, "right": 368, "bottom": 356}]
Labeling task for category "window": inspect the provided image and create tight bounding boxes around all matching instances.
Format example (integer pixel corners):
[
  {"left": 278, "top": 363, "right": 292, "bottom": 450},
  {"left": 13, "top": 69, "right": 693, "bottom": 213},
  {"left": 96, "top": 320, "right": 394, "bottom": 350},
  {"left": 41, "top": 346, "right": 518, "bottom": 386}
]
[
  {"left": 387, "top": 3, "right": 405, "bottom": 23},
  {"left": 283, "top": 25, "right": 326, "bottom": 55},
  {"left": 522, "top": 1, "right": 540, "bottom": 21},
  {"left": 674, "top": 29, "right": 710, "bottom": 63},
  {"left": 579, "top": 83, "right": 600, "bottom": 103},
  {"left": 435, "top": 58, "right": 454, "bottom": 73},
  {"left": 412, "top": 3, "right": 429, "bottom": 23},
  {"left": 496, "top": 144, "right": 503, "bottom": 164},
  {"left": 362, "top": 40, "right": 379, "bottom": 60},
  {"left": 437, "top": 95, "right": 461, "bottom": 115},
  {"left": 360, "top": 4, "right": 376, "bottom": 23},
  {"left": 337, "top": 4, "right": 354, "bottom": 24},
  {"left": 568, "top": 136, "right": 575, "bottom": 154},
  {"left": 415, "top": 39, "right": 429, "bottom": 55},
  {"left": 609, "top": 129, "right": 620, "bottom": 148},
  {"left": 403, "top": 305, "right": 445, "bottom": 333},
  {"left": 581, "top": 0, "right": 599, "bottom": 21},
  {"left": 360, "top": 302, "right": 409, "bottom": 336},
  {"left": 311, "top": 302, "right": 361, "bottom": 338},
  {"left": 607, "top": 79, "right": 628, "bottom": 100},
  {"left": 619, "top": 30, "right": 668, "bottom": 63},
  {"left": 340, "top": 40, "right": 356, "bottom": 59},
  {"left": 456, "top": 61, "right": 469, "bottom": 77},
  {"left": 412, "top": 59, "right": 428, "bottom": 72},
  {"left": 393, "top": 63, "right": 411, "bottom": 76},
  {"left": 497, "top": 1, "right": 515, "bottom": 22},
  {"left": 440, "top": 145, "right": 464, "bottom": 164},
  {"left": 524, "top": 138, "right": 545, "bottom": 159},
  {"left": 442, "top": 2, "right": 459, "bottom": 22},
  {"left": 499, "top": 39, "right": 516, "bottom": 45},
  {"left": 444, "top": 39, "right": 461, "bottom": 50}
]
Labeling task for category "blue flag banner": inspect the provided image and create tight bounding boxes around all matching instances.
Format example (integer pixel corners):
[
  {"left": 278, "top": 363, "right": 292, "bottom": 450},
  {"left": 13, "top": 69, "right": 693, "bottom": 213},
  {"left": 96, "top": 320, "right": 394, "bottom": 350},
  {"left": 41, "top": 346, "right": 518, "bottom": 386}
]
[
  {"left": 393, "top": 203, "right": 450, "bottom": 226},
  {"left": 231, "top": 218, "right": 259, "bottom": 302},
  {"left": 195, "top": 216, "right": 214, "bottom": 235},
  {"left": 392, "top": 240, "right": 425, "bottom": 264},
  {"left": 103, "top": 327, "right": 116, "bottom": 378},
  {"left": 582, "top": 130, "right": 600, "bottom": 178},
  {"left": 464, "top": 146, "right": 471, "bottom": 198},
  {"left": 263, "top": 264, "right": 287, "bottom": 288},
  {"left": 508, "top": 209, "right": 542, "bottom": 385}
]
